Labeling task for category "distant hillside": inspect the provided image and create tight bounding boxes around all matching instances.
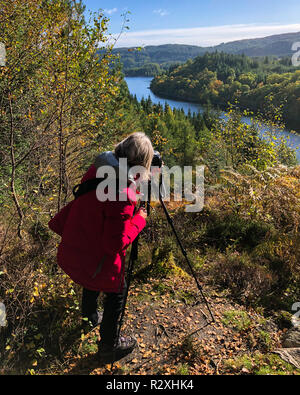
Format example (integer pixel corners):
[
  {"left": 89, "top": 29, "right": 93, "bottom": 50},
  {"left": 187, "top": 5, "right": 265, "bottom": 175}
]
[
  {"left": 113, "top": 31, "right": 300, "bottom": 75},
  {"left": 150, "top": 51, "right": 300, "bottom": 132},
  {"left": 213, "top": 31, "right": 300, "bottom": 57}
]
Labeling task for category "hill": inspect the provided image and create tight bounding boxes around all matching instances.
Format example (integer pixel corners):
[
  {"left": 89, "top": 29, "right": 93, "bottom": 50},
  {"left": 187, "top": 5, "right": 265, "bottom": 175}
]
[
  {"left": 210, "top": 31, "right": 300, "bottom": 57},
  {"left": 113, "top": 31, "right": 300, "bottom": 75},
  {"left": 150, "top": 52, "right": 300, "bottom": 131}
]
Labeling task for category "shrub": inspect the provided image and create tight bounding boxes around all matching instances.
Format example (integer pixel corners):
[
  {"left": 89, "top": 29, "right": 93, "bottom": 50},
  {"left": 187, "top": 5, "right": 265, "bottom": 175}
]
[
  {"left": 210, "top": 251, "right": 274, "bottom": 303},
  {"left": 203, "top": 213, "right": 273, "bottom": 251}
]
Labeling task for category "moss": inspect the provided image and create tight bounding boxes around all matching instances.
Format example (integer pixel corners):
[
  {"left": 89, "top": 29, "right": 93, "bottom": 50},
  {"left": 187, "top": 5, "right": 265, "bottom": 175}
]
[
  {"left": 152, "top": 282, "right": 174, "bottom": 296},
  {"left": 175, "top": 363, "right": 190, "bottom": 375},
  {"left": 153, "top": 251, "right": 189, "bottom": 279},
  {"left": 222, "top": 310, "right": 252, "bottom": 331},
  {"left": 224, "top": 352, "right": 300, "bottom": 375},
  {"left": 133, "top": 242, "right": 189, "bottom": 281},
  {"left": 257, "top": 330, "right": 273, "bottom": 352}
]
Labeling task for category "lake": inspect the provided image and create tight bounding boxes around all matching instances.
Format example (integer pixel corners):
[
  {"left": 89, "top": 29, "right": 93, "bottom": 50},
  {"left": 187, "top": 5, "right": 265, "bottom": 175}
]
[{"left": 125, "top": 76, "right": 300, "bottom": 163}]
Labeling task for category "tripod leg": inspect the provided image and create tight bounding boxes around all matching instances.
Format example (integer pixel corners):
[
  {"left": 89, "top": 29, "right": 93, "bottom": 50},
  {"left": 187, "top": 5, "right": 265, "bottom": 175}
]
[
  {"left": 158, "top": 183, "right": 215, "bottom": 323},
  {"left": 116, "top": 238, "right": 138, "bottom": 341},
  {"left": 109, "top": 240, "right": 138, "bottom": 368}
]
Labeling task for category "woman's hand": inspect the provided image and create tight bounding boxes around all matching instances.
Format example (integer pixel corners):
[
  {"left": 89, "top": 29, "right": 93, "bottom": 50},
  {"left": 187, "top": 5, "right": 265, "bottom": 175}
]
[{"left": 137, "top": 207, "right": 147, "bottom": 219}]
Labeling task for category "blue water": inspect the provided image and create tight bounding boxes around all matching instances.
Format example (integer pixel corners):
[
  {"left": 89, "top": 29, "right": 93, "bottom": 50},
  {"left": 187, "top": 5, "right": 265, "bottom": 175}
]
[{"left": 125, "top": 76, "right": 300, "bottom": 162}]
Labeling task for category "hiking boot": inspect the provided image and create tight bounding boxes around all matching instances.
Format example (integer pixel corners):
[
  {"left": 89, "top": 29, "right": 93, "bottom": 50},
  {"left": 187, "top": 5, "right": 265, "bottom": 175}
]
[{"left": 97, "top": 336, "right": 137, "bottom": 363}]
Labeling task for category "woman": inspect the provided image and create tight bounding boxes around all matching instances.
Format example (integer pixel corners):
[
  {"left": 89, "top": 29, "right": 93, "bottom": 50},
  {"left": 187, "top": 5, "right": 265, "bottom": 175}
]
[{"left": 49, "top": 132, "right": 154, "bottom": 362}]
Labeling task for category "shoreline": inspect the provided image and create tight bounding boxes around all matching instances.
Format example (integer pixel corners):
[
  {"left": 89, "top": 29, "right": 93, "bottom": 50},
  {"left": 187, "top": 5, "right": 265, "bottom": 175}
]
[{"left": 149, "top": 84, "right": 300, "bottom": 136}]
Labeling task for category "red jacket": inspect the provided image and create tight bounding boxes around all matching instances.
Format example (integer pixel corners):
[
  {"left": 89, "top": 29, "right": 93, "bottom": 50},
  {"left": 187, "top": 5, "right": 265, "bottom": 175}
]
[{"left": 48, "top": 165, "right": 146, "bottom": 292}]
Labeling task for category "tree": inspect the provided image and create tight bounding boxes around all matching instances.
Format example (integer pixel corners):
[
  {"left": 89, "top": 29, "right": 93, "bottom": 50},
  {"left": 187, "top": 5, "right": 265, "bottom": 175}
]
[{"left": 0, "top": 0, "right": 121, "bottom": 235}]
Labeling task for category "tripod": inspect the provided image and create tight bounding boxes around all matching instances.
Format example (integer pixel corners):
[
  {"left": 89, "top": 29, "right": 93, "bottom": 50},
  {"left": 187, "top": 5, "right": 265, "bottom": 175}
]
[{"left": 115, "top": 170, "right": 215, "bottom": 357}]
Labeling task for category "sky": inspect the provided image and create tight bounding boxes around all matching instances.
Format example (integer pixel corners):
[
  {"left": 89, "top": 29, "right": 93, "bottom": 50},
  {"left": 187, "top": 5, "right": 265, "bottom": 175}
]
[{"left": 83, "top": 0, "right": 300, "bottom": 48}]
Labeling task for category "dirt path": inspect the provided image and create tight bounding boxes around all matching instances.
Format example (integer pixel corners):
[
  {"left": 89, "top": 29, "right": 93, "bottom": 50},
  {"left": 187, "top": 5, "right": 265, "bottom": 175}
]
[{"left": 61, "top": 275, "right": 297, "bottom": 375}]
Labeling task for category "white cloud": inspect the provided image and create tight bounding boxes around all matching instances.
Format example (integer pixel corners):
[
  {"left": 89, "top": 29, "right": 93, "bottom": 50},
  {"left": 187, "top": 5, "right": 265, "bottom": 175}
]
[
  {"left": 113, "top": 23, "right": 300, "bottom": 48},
  {"left": 104, "top": 7, "right": 118, "bottom": 15},
  {"left": 153, "top": 9, "right": 169, "bottom": 17}
]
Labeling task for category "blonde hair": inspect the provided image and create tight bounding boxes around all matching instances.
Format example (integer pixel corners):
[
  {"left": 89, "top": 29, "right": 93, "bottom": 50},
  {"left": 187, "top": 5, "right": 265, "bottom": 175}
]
[{"left": 114, "top": 132, "right": 154, "bottom": 179}]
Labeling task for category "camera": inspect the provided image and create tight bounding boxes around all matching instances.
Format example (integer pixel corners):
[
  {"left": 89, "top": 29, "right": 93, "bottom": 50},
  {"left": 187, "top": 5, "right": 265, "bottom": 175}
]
[{"left": 151, "top": 150, "right": 163, "bottom": 168}]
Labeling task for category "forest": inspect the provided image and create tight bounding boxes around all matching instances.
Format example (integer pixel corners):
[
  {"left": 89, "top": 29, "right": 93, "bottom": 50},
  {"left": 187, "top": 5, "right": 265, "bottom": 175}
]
[
  {"left": 150, "top": 52, "right": 300, "bottom": 132},
  {"left": 112, "top": 44, "right": 207, "bottom": 76},
  {"left": 113, "top": 31, "right": 300, "bottom": 76},
  {"left": 0, "top": 0, "right": 300, "bottom": 376}
]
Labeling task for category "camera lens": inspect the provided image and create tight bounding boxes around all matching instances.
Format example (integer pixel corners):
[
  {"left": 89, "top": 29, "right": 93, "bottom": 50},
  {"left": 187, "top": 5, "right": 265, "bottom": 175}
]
[{"left": 152, "top": 151, "right": 162, "bottom": 168}]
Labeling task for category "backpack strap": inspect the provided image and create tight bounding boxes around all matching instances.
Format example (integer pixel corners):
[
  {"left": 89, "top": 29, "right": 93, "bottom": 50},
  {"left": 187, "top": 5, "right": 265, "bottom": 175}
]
[{"left": 72, "top": 178, "right": 106, "bottom": 199}]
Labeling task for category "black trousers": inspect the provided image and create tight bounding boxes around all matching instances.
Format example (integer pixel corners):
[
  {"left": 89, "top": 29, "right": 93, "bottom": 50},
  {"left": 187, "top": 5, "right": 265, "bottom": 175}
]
[{"left": 82, "top": 287, "right": 126, "bottom": 347}]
